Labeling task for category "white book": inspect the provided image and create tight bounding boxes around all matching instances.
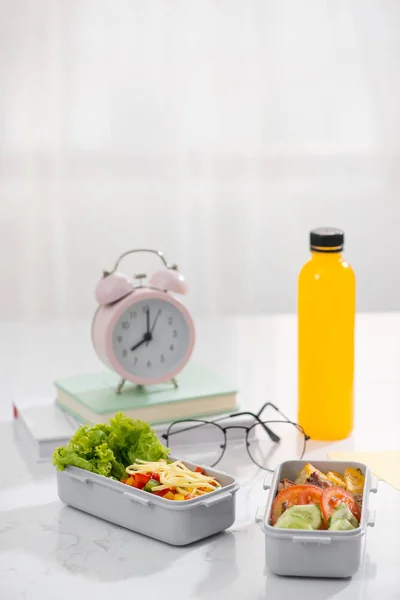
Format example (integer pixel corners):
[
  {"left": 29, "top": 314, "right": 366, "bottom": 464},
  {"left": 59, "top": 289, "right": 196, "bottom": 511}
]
[{"left": 13, "top": 401, "right": 77, "bottom": 462}]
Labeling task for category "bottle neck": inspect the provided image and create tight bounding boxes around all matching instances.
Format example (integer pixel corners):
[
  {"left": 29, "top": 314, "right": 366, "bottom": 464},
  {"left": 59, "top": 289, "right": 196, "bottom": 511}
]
[{"left": 311, "top": 249, "right": 342, "bottom": 261}]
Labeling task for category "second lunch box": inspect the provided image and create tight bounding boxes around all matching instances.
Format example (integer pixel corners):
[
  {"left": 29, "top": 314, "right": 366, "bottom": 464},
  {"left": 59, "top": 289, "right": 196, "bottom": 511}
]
[
  {"left": 257, "top": 459, "right": 378, "bottom": 578},
  {"left": 57, "top": 456, "right": 239, "bottom": 546}
]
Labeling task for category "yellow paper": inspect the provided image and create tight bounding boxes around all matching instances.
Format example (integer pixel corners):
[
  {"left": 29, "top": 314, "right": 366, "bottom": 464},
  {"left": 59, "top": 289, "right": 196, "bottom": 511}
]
[{"left": 327, "top": 451, "right": 400, "bottom": 491}]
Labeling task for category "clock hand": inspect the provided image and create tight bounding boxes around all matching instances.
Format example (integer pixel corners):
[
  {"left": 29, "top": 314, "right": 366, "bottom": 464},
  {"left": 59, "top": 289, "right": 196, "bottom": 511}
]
[
  {"left": 130, "top": 337, "right": 147, "bottom": 352},
  {"left": 132, "top": 307, "right": 154, "bottom": 351},
  {"left": 146, "top": 307, "right": 151, "bottom": 346},
  {"left": 150, "top": 309, "right": 161, "bottom": 335},
  {"left": 131, "top": 332, "right": 152, "bottom": 352}
]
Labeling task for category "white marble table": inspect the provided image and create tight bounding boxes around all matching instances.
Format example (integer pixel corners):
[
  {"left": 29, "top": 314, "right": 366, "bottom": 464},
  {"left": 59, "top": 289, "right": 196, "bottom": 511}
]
[{"left": 0, "top": 314, "right": 399, "bottom": 599}]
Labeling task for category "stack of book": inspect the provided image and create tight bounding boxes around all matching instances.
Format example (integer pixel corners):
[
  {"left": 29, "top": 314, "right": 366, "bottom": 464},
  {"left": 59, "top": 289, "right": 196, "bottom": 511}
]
[{"left": 13, "top": 362, "right": 239, "bottom": 461}]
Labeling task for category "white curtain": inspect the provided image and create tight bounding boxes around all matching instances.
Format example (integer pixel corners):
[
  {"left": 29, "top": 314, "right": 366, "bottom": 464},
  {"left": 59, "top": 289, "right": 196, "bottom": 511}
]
[{"left": 1, "top": 0, "right": 400, "bottom": 319}]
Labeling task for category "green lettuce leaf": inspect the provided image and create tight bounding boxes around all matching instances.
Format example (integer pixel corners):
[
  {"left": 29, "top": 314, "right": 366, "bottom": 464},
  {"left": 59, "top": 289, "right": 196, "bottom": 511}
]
[
  {"left": 68, "top": 424, "right": 110, "bottom": 457},
  {"left": 132, "top": 430, "right": 170, "bottom": 463},
  {"left": 110, "top": 459, "right": 126, "bottom": 481},
  {"left": 52, "top": 447, "right": 98, "bottom": 473},
  {"left": 91, "top": 442, "right": 114, "bottom": 476},
  {"left": 52, "top": 412, "right": 169, "bottom": 479}
]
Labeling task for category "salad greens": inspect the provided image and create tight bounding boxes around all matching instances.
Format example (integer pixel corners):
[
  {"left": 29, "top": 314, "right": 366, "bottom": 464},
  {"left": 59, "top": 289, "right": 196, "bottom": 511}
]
[{"left": 52, "top": 412, "right": 169, "bottom": 479}]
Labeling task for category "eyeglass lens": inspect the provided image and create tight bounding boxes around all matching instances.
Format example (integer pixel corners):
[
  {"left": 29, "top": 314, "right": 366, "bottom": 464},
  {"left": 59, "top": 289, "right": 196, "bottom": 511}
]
[{"left": 166, "top": 420, "right": 226, "bottom": 466}]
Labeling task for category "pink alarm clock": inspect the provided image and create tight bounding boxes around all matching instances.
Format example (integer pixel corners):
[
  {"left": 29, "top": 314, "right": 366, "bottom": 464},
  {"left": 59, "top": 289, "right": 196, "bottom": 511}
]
[{"left": 92, "top": 249, "right": 195, "bottom": 393}]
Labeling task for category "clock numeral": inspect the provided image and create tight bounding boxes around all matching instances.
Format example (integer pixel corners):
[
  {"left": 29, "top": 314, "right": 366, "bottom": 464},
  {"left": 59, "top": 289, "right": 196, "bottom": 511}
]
[
  {"left": 133, "top": 357, "right": 138, "bottom": 365},
  {"left": 168, "top": 317, "right": 173, "bottom": 325},
  {"left": 172, "top": 329, "right": 178, "bottom": 338},
  {"left": 160, "top": 354, "right": 165, "bottom": 363},
  {"left": 122, "top": 321, "right": 130, "bottom": 329},
  {"left": 117, "top": 335, "right": 123, "bottom": 343},
  {"left": 142, "top": 305, "right": 150, "bottom": 314},
  {"left": 170, "top": 344, "right": 174, "bottom": 351},
  {"left": 147, "top": 360, "right": 152, "bottom": 368},
  {"left": 122, "top": 349, "right": 127, "bottom": 358},
  {"left": 130, "top": 311, "right": 137, "bottom": 319}
]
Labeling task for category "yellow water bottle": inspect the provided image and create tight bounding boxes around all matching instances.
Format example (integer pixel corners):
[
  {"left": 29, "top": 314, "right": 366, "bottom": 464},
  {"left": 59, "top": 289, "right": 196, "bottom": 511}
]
[{"left": 298, "top": 228, "right": 355, "bottom": 440}]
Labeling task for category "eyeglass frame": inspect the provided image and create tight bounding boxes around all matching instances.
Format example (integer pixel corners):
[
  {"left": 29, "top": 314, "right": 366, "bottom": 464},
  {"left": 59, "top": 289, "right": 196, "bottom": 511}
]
[{"left": 161, "top": 401, "right": 310, "bottom": 471}]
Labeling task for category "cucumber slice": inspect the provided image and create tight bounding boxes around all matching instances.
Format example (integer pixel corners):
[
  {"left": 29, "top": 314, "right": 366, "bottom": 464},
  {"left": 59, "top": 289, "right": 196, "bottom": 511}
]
[
  {"left": 274, "top": 504, "right": 322, "bottom": 530},
  {"left": 329, "top": 504, "right": 359, "bottom": 528},
  {"left": 329, "top": 518, "right": 355, "bottom": 531},
  {"left": 274, "top": 510, "right": 314, "bottom": 530},
  {"left": 288, "top": 504, "right": 322, "bottom": 530}
]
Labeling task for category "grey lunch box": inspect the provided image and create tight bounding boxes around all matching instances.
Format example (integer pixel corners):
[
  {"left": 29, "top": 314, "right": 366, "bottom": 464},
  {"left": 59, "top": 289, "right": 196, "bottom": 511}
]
[
  {"left": 257, "top": 459, "right": 378, "bottom": 578},
  {"left": 57, "top": 456, "right": 240, "bottom": 546}
]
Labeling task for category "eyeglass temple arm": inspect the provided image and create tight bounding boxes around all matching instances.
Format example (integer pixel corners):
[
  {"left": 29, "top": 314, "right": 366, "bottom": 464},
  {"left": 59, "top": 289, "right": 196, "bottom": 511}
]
[
  {"left": 161, "top": 421, "right": 209, "bottom": 439},
  {"left": 256, "top": 402, "right": 291, "bottom": 422},
  {"left": 229, "top": 411, "right": 280, "bottom": 443},
  {"left": 257, "top": 403, "right": 310, "bottom": 439}
]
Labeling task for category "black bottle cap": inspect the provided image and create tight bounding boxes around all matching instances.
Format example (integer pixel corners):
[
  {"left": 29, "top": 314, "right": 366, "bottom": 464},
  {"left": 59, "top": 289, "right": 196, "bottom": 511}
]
[{"left": 310, "top": 227, "right": 344, "bottom": 252}]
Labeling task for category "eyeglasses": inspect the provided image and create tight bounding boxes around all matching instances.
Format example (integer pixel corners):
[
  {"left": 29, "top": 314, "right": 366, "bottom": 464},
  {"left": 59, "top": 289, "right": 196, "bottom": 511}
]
[{"left": 161, "top": 402, "right": 310, "bottom": 471}]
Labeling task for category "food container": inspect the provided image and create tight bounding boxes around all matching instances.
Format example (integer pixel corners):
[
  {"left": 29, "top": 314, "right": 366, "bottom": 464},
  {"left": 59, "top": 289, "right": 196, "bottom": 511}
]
[
  {"left": 256, "top": 460, "right": 378, "bottom": 578},
  {"left": 57, "top": 457, "right": 239, "bottom": 546}
]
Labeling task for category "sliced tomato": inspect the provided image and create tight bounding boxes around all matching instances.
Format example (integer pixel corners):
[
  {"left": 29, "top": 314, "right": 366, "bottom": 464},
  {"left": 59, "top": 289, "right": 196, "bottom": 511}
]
[
  {"left": 320, "top": 487, "right": 361, "bottom": 525},
  {"left": 271, "top": 485, "right": 323, "bottom": 525},
  {"left": 134, "top": 473, "right": 151, "bottom": 488},
  {"left": 151, "top": 472, "right": 161, "bottom": 481},
  {"left": 153, "top": 488, "right": 171, "bottom": 497}
]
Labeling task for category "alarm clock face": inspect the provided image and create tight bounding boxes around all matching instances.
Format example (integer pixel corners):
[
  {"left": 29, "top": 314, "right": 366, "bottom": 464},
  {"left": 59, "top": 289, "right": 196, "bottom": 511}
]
[{"left": 111, "top": 296, "right": 191, "bottom": 381}]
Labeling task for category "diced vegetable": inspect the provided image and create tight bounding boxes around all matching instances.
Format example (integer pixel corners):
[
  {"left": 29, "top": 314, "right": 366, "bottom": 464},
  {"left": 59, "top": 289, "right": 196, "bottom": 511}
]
[
  {"left": 153, "top": 488, "right": 171, "bottom": 497},
  {"left": 195, "top": 466, "right": 203, "bottom": 473},
  {"left": 164, "top": 491, "right": 175, "bottom": 500},
  {"left": 143, "top": 478, "right": 161, "bottom": 492},
  {"left": 135, "top": 473, "right": 151, "bottom": 486},
  {"left": 174, "top": 494, "right": 185, "bottom": 501}
]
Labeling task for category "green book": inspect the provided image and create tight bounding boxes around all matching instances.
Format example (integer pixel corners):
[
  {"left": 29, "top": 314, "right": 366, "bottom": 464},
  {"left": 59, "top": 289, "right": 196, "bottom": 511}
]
[{"left": 54, "top": 362, "right": 238, "bottom": 425}]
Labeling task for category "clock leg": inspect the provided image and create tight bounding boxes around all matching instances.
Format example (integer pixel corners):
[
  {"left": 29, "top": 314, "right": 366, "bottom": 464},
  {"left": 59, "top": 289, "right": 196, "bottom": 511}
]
[
  {"left": 116, "top": 378, "right": 126, "bottom": 394},
  {"left": 171, "top": 378, "right": 178, "bottom": 389}
]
